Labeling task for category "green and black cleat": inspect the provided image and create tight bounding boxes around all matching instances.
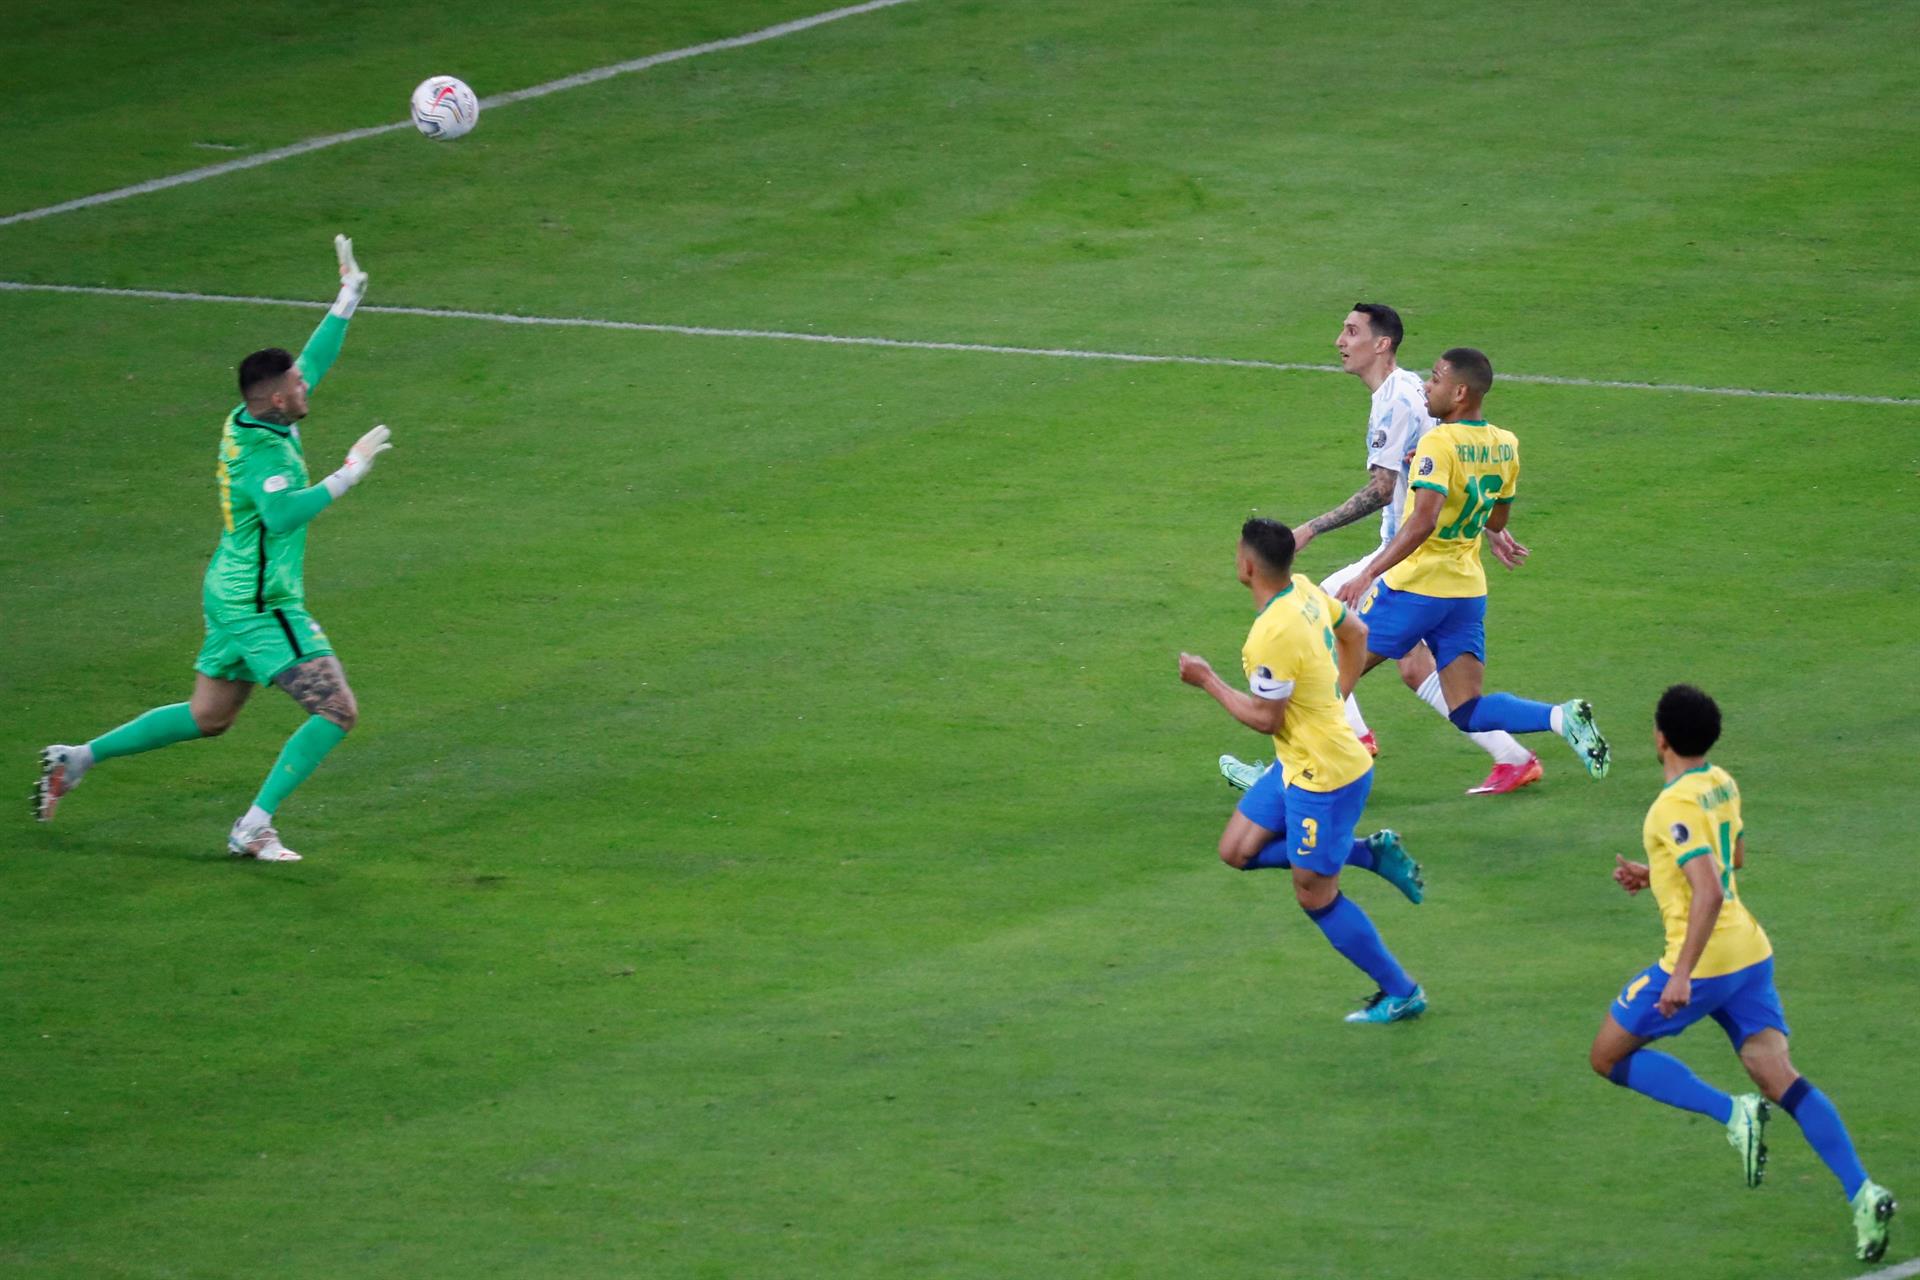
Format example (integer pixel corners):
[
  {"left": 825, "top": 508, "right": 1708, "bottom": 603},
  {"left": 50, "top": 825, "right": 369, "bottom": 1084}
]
[
  {"left": 1853, "top": 1181, "right": 1897, "bottom": 1263},
  {"left": 1557, "top": 699, "right": 1611, "bottom": 779}
]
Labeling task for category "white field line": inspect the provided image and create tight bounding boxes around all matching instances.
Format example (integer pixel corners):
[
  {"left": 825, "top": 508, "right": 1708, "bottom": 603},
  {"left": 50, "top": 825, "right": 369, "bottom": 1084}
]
[
  {"left": 2, "top": 280, "right": 1917, "bottom": 409},
  {"left": 0, "top": 0, "right": 921, "bottom": 229},
  {"left": 1860, "top": 1259, "right": 1920, "bottom": 1280}
]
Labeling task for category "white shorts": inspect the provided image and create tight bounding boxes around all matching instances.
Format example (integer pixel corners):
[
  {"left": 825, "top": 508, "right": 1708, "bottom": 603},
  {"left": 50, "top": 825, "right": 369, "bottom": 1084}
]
[{"left": 1318, "top": 544, "right": 1389, "bottom": 595}]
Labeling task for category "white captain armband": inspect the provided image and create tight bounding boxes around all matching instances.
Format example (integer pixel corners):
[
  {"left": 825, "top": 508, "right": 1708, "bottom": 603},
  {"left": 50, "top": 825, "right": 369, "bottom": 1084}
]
[{"left": 1248, "top": 665, "right": 1295, "bottom": 701}]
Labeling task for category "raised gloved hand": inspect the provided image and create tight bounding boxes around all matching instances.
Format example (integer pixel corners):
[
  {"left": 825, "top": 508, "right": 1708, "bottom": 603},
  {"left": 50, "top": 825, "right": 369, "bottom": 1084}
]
[
  {"left": 324, "top": 424, "right": 392, "bottom": 498},
  {"left": 331, "top": 234, "right": 369, "bottom": 318}
]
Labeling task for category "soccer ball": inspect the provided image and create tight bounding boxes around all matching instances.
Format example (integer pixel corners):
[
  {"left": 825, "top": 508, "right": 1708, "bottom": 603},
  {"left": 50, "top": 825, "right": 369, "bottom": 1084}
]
[{"left": 410, "top": 76, "right": 479, "bottom": 141}]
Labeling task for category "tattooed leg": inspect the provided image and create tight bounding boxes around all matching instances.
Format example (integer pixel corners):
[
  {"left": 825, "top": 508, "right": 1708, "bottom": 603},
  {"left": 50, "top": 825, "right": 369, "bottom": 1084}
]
[
  {"left": 273, "top": 655, "right": 359, "bottom": 731},
  {"left": 239, "top": 657, "right": 360, "bottom": 827}
]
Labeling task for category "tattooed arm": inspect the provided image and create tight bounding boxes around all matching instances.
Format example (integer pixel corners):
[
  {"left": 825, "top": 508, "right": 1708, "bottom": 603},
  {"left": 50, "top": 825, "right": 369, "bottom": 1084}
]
[{"left": 1292, "top": 465, "right": 1397, "bottom": 553}]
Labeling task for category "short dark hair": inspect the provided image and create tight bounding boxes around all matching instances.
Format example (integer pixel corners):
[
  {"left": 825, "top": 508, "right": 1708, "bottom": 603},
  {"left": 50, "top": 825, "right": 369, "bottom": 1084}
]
[
  {"left": 239, "top": 348, "right": 295, "bottom": 397},
  {"left": 1656, "top": 684, "right": 1722, "bottom": 756},
  {"left": 1240, "top": 517, "right": 1296, "bottom": 576},
  {"left": 1439, "top": 346, "right": 1494, "bottom": 398},
  {"left": 1351, "top": 302, "right": 1403, "bottom": 351}
]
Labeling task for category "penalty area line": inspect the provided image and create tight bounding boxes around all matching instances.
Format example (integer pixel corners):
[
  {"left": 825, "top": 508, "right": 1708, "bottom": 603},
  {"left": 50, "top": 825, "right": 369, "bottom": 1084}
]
[
  {"left": 0, "top": 0, "right": 923, "bottom": 229},
  {"left": 1, "top": 280, "right": 1916, "bottom": 409}
]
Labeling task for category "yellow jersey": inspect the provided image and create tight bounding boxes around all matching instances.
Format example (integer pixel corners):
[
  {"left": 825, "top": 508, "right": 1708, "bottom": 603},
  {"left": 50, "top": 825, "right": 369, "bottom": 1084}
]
[
  {"left": 1642, "top": 764, "right": 1772, "bottom": 978},
  {"left": 1382, "top": 420, "right": 1520, "bottom": 598},
  {"left": 1240, "top": 575, "right": 1373, "bottom": 793}
]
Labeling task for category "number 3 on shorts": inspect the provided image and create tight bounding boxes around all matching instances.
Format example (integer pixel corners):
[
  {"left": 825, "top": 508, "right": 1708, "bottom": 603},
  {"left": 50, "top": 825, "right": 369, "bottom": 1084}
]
[{"left": 1299, "top": 817, "right": 1319, "bottom": 850}]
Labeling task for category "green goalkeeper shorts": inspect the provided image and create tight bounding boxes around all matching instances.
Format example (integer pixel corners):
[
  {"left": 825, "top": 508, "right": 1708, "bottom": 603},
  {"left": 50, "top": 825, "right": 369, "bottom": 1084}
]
[{"left": 195, "top": 606, "right": 336, "bottom": 685}]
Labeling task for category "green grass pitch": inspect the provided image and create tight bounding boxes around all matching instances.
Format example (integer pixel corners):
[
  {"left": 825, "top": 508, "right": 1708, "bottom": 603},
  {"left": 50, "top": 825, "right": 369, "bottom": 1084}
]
[{"left": 3, "top": 2, "right": 1917, "bottom": 1276}]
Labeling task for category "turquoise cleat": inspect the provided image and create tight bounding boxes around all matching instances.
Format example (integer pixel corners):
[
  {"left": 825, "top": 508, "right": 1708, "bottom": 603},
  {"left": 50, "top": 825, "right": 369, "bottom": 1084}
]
[
  {"left": 1344, "top": 986, "right": 1427, "bottom": 1024},
  {"left": 1852, "top": 1181, "right": 1897, "bottom": 1263},
  {"left": 1218, "top": 754, "right": 1268, "bottom": 793},
  {"left": 1558, "top": 699, "right": 1611, "bottom": 779},
  {"left": 1365, "top": 829, "right": 1424, "bottom": 905},
  {"left": 1725, "top": 1093, "right": 1769, "bottom": 1188}
]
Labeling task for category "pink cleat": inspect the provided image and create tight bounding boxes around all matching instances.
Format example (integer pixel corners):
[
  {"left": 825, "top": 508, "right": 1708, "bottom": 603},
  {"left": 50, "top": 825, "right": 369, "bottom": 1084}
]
[{"left": 1467, "top": 754, "right": 1543, "bottom": 796}]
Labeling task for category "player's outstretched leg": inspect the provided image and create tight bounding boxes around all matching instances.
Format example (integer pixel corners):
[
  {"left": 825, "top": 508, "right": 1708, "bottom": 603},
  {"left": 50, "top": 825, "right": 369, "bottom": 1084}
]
[
  {"left": 1448, "top": 693, "right": 1609, "bottom": 779},
  {"left": 33, "top": 700, "right": 214, "bottom": 821},
  {"left": 1218, "top": 754, "right": 1268, "bottom": 792},
  {"left": 1344, "top": 830, "right": 1424, "bottom": 904},
  {"left": 1435, "top": 655, "right": 1607, "bottom": 780},
  {"left": 1589, "top": 997, "right": 1799, "bottom": 1201},
  {"left": 1604, "top": 1048, "right": 1735, "bottom": 1122},
  {"left": 1592, "top": 1012, "right": 1737, "bottom": 1127}
]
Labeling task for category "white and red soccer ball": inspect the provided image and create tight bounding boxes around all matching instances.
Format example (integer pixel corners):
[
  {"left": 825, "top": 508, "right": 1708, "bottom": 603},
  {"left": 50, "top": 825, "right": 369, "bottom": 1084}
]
[{"left": 410, "top": 76, "right": 479, "bottom": 141}]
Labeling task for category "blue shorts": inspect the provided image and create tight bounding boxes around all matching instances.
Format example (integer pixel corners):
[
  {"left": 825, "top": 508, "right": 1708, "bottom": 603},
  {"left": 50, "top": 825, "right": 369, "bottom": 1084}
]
[
  {"left": 1235, "top": 766, "right": 1375, "bottom": 876},
  {"left": 1359, "top": 582, "right": 1487, "bottom": 669},
  {"left": 1610, "top": 955, "right": 1789, "bottom": 1047}
]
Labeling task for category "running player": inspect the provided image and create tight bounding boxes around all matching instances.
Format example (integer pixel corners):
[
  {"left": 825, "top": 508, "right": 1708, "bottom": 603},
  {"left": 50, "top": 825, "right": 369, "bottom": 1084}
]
[
  {"left": 1332, "top": 347, "right": 1610, "bottom": 778},
  {"left": 33, "top": 236, "right": 394, "bottom": 863},
  {"left": 1179, "top": 517, "right": 1428, "bottom": 1024},
  {"left": 1220, "top": 304, "right": 1540, "bottom": 797},
  {"left": 1588, "top": 685, "right": 1896, "bottom": 1262}
]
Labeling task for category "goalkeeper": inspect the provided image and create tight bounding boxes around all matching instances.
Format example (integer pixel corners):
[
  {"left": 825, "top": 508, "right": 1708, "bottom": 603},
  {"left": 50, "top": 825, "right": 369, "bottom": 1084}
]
[{"left": 34, "top": 236, "right": 393, "bottom": 863}]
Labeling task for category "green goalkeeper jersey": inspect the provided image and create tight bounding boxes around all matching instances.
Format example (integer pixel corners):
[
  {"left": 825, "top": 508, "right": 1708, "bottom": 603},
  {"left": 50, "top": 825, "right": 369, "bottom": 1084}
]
[{"left": 202, "top": 312, "right": 350, "bottom": 615}]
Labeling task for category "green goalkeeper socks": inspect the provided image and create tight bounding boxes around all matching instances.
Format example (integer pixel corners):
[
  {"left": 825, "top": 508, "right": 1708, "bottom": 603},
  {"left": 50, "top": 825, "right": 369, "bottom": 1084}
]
[
  {"left": 252, "top": 716, "right": 348, "bottom": 817},
  {"left": 88, "top": 703, "right": 204, "bottom": 760},
  {"left": 83, "top": 706, "right": 348, "bottom": 818}
]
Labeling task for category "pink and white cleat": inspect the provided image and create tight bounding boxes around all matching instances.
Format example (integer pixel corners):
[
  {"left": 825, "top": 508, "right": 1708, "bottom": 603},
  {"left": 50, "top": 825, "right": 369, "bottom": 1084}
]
[
  {"left": 228, "top": 818, "right": 303, "bottom": 863},
  {"left": 1358, "top": 732, "right": 1379, "bottom": 757},
  {"left": 33, "top": 745, "right": 85, "bottom": 822},
  {"left": 1467, "top": 754, "right": 1544, "bottom": 796}
]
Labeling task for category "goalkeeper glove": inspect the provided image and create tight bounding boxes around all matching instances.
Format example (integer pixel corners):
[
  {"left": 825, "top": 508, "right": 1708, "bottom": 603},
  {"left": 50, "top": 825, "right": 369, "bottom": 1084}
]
[
  {"left": 323, "top": 424, "right": 392, "bottom": 498},
  {"left": 331, "top": 234, "right": 369, "bottom": 318}
]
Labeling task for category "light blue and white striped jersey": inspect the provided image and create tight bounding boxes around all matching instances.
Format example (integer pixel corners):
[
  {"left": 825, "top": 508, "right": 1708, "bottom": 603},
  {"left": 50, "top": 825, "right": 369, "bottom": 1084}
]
[{"left": 1367, "top": 366, "right": 1435, "bottom": 543}]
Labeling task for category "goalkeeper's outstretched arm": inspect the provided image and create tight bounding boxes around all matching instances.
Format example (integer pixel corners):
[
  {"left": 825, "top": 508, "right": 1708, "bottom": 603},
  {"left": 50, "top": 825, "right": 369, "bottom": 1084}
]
[{"left": 295, "top": 234, "right": 370, "bottom": 391}]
